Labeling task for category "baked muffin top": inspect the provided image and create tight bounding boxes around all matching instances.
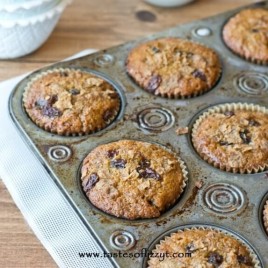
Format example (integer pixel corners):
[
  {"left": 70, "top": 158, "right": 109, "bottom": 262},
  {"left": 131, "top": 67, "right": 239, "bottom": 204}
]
[
  {"left": 81, "top": 140, "right": 186, "bottom": 220},
  {"left": 148, "top": 229, "right": 254, "bottom": 267},
  {"left": 192, "top": 108, "right": 268, "bottom": 173},
  {"left": 223, "top": 8, "right": 268, "bottom": 63},
  {"left": 23, "top": 69, "right": 121, "bottom": 135},
  {"left": 126, "top": 38, "right": 221, "bottom": 98}
]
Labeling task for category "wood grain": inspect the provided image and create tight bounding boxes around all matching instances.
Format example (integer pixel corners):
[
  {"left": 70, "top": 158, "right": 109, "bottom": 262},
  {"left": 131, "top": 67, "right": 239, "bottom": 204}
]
[{"left": 0, "top": 0, "right": 254, "bottom": 267}]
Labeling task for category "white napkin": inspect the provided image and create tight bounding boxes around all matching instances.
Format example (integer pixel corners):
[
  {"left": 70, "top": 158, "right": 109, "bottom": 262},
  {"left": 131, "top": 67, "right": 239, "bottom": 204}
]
[{"left": 0, "top": 50, "right": 114, "bottom": 268}]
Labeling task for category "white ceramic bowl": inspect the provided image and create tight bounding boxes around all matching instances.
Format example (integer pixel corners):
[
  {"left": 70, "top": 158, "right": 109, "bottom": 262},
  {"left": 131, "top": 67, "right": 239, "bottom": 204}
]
[
  {"left": 144, "top": 0, "right": 195, "bottom": 7},
  {"left": 0, "top": 0, "right": 71, "bottom": 59},
  {"left": 0, "top": 0, "right": 53, "bottom": 11},
  {"left": 0, "top": 0, "right": 61, "bottom": 20}
]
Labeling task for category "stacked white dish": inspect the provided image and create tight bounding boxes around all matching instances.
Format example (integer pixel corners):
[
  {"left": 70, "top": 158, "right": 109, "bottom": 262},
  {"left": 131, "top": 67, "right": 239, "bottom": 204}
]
[{"left": 0, "top": 0, "right": 72, "bottom": 59}]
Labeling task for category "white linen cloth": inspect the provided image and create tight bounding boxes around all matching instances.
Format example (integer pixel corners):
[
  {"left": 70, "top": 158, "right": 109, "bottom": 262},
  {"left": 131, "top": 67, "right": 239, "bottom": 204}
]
[{"left": 0, "top": 50, "right": 114, "bottom": 268}]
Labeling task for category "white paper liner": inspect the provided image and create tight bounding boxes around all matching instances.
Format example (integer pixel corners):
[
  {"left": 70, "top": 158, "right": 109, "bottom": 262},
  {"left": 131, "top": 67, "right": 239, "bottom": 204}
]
[
  {"left": 0, "top": 0, "right": 72, "bottom": 28},
  {"left": 192, "top": 102, "right": 268, "bottom": 174},
  {"left": 0, "top": 0, "right": 54, "bottom": 12},
  {"left": 148, "top": 226, "right": 261, "bottom": 268}
]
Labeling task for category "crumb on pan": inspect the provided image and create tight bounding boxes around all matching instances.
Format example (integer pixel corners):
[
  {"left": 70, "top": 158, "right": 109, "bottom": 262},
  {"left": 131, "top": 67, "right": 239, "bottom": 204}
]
[
  {"left": 176, "top": 127, "right": 189, "bottom": 135},
  {"left": 195, "top": 180, "right": 204, "bottom": 189}
]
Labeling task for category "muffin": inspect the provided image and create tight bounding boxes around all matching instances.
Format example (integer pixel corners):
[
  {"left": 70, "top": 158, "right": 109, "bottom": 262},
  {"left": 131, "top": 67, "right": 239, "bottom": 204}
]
[
  {"left": 263, "top": 200, "right": 268, "bottom": 234},
  {"left": 192, "top": 103, "right": 268, "bottom": 173},
  {"left": 23, "top": 69, "right": 121, "bottom": 135},
  {"left": 126, "top": 38, "right": 221, "bottom": 98},
  {"left": 148, "top": 228, "right": 256, "bottom": 267},
  {"left": 223, "top": 8, "right": 268, "bottom": 64},
  {"left": 81, "top": 140, "right": 187, "bottom": 220}
]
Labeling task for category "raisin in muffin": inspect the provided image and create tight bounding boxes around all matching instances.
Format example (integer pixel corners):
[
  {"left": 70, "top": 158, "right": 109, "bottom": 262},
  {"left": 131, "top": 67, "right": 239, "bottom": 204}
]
[
  {"left": 192, "top": 104, "right": 268, "bottom": 173},
  {"left": 23, "top": 69, "right": 121, "bottom": 135},
  {"left": 81, "top": 140, "right": 187, "bottom": 220},
  {"left": 148, "top": 228, "right": 255, "bottom": 267},
  {"left": 223, "top": 8, "right": 268, "bottom": 64},
  {"left": 126, "top": 38, "right": 221, "bottom": 98}
]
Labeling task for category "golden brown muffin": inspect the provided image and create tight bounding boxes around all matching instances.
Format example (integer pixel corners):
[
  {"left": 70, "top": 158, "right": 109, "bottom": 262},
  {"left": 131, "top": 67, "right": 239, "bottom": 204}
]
[
  {"left": 148, "top": 229, "right": 255, "bottom": 268},
  {"left": 263, "top": 201, "right": 268, "bottom": 235},
  {"left": 126, "top": 38, "right": 221, "bottom": 98},
  {"left": 223, "top": 8, "right": 268, "bottom": 64},
  {"left": 23, "top": 69, "right": 121, "bottom": 135},
  {"left": 81, "top": 140, "right": 186, "bottom": 220},
  {"left": 192, "top": 104, "right": 268, "bottom": 173}
]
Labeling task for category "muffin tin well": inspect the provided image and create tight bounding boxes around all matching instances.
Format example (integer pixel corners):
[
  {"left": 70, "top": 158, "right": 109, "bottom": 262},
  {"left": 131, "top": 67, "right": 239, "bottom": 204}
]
[
  {"left": 20, "top": 68, "right": 126, "bottom": 136},
  {"left": 9, "top": 1, "right": 268, "bottom": 267},
  {"left": 142, "top": 224, "right": 262, "bottom": 268},
  {"left": 77, "top": 140, "right": 189, "bottom": 222},
  {"left": 190, "top": 102, "right": 268, "bottom": 174}
]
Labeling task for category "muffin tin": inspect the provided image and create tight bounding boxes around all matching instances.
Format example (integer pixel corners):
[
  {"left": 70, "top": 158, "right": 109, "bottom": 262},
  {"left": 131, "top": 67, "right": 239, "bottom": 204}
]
[{"left": 9, "top": 1, "right": 268, "bottom": 267}]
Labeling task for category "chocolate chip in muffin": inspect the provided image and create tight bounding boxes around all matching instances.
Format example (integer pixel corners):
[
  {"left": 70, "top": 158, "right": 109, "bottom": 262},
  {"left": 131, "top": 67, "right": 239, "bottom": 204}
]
[
  {"left": 219, "top": 141, "right": 234, "bottom": 146},
  {"left": 248, "top": 119, "right": 261, "bottom": 127},
  {"left": 36, "top": 95, "right": 58, "bottom": 108},
  {"left": 83, "top": 173, "right": 99, "bottom": 192},
  {"left": 111, "top": 159, "right": 127, "bottom": 169},
  {"left": 35, "top": 99, "right": 47, "bottom": 108},
  {"left": 107, "top": 149, "right": 118, "bottom": 159},
  {"left": 237, "top": 255, "right": 252, "bottom": 266},
  {"left": 151, "top": 46, "right": 160, "bottom": 53},
  {"left": 60, "top": 71, "right": 69, "bottom": 77},
  {"left": 239, "top": 129, "right": 251, "bottom": 144},
  {"left": 173, "top": 48, "right": 181, "bottom": 55},
  {"left": 186, "top": 52, "right": 194, "bottom": 59},
  {"left": 224, "top": 111, "right": 235, "bottom": 117},
  {"left": 185, "top": 242, "right": 196, "bottom": 253},
  {"left": 35, "top": 95, "right": 62, "bottom": 117},
  {"left": 108, "top": 92, "right": 119, "bottom": 99},
  {"left": 49, "top": 94, "right": 58, "bottom": 104},
  {"left": 137, "top": 167, "right": 161, "bottom": 180},
  {"left": 42, "top": 106, "right": 62, "bottom": 118},
  {"left": 138, "top": 157, "right": 150, "bottom": 169},
  {"left": 192, "top": 69, "right": 207, "bottom": 82},
  {"left": 103, "top": 109, "right": 115, "bottom": 122},
  {"left": 147, "top": 75, "right": 162, "bottom": 93},
  {"left": 251, "top": 28, "right": 259, "bottom": 33},
  {"left": 207, "top": 252, "right": 223, "bottom": 267},
  {"left": 69, "top": 88, "right": 80, "bottom": 95},
  {"left": 136, "top": 156, "right": 161, "bottom": 180}
]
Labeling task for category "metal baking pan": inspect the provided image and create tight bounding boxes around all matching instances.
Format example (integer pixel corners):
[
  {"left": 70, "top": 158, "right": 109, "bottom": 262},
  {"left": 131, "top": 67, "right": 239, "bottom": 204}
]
[{"left": 9, "top": 1, "right": 268, "bottom": 267}]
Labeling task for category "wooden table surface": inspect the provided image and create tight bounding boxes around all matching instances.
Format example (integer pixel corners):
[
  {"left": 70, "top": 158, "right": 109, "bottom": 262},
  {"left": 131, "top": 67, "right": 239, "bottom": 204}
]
[{"left": 0, "top": 0, "right": 255, "bottom": 267}]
